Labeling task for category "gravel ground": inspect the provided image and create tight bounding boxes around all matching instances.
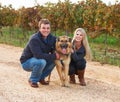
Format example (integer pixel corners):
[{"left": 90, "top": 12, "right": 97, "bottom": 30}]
[{"left": 0, "top": 44, "right": 120, "bottom": 102}]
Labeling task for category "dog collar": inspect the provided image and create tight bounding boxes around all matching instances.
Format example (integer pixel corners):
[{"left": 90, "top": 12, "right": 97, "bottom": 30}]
[{"left": 60, "top": 60, "right": 64, "bottom": 67}]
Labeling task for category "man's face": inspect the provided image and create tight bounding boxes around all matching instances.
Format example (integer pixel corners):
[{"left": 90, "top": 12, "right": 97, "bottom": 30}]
[{"left": 39, "top": 24, "right": 50, "bottom": 38}]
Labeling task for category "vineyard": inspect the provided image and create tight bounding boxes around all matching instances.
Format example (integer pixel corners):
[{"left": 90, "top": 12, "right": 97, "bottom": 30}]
[{"left": 0, "top": 0, "right": 120, "bottom": 66}]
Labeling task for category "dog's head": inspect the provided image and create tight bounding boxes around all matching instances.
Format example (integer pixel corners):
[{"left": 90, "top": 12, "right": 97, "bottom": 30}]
[{"left": 56, "top": 35, "right": 72, "bottom": 55}]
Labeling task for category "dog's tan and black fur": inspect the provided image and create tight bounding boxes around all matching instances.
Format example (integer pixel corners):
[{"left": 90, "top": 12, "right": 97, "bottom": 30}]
[{"left": 55, "top": 35, "right": 72, "bottom": 87}]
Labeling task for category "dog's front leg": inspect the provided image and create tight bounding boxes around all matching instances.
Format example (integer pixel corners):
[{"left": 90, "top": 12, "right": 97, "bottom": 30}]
[
  {"left": 64, "top": 65, "right": 69, "bottom": 87},
  {"left": 56, "top": 66, "right": 65, "bottom": 86}
]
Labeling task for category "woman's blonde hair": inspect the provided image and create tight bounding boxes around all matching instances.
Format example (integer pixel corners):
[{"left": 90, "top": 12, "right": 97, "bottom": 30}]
[{"left": 72, "top": 28, "right": 92, "bottom": 61}]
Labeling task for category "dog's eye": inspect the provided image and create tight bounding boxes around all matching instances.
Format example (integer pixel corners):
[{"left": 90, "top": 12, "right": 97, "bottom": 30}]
[{"left": 60, "top": 40, "right": 63, "bottom": 42}]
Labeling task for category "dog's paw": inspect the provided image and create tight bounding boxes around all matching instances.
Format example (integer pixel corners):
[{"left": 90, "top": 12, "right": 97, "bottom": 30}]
[
  {"left": 61, "top": 84, "right": 65, "bottom": 87},
  {"left": 62, "top": 85, "right": 70, "bottom": 88},
  {"left": 61, "top": 84, "right": 70, "bottom": 88},
  {"left": 65, "top": 84, "right": 70, "bottom": 87},
  {"left": 61, "top": 83, "right": 65, "bottom": 87},
  {"left": 65, "top": 85, "right": 70, "bottom": 88}
]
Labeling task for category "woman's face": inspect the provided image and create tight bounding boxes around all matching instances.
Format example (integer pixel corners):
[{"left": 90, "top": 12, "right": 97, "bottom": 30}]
[
  {"left": 74, "top": 30, "right": 84, "bottom": 42},
  {"left": 39, "top": 24, "right": 50, "bottom": 38}
]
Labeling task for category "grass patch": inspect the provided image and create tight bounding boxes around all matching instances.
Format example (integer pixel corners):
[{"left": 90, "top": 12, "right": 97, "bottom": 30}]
[{"left": 0, "top": 27, "right": 120, "bottom": 67}]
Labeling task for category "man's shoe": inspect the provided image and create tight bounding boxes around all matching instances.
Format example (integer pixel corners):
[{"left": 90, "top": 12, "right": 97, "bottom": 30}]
[
  {"left": 28, "top": 80, "right": 38, "bottom": 88},
  {"left": 39, "top": 79, "right": 49, "bottom": 85}
]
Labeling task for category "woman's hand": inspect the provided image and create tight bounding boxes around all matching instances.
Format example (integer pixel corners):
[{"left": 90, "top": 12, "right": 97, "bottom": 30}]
[{"left": 71, "top": 49, "right": 74, "bottom": 53}]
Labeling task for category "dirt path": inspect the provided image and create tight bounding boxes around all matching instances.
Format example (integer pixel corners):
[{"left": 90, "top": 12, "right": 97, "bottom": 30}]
[{"left": 0, "top": 44, "right": 120, "bottom": 102}]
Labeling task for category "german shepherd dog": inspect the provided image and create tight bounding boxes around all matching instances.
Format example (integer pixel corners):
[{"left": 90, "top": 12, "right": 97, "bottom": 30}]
[{"left": 55, "top": 35, "right": 72, "bottom": 87}]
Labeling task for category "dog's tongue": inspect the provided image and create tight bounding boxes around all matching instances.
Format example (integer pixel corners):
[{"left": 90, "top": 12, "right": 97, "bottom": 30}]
[{"left": 62, "top": 48, "right": 67, "bottom": 54}]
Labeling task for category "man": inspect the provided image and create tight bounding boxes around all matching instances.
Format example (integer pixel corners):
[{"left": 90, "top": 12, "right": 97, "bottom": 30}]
[{"left": 20, "top": 19, "right": 59, "bottom": 88}]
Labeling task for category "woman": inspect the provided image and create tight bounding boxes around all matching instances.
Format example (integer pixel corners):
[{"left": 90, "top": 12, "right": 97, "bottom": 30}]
[{"left": 69, "top": 28, "right": 92, "bottom": 86}]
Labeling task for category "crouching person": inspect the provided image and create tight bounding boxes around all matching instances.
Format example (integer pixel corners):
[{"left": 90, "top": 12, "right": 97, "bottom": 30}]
[
  {"left": 20, "top": 19, "right": 60, "bottom": 88},
  {"left": 69, "top": 28, "right": 92, "bottom": 86}
]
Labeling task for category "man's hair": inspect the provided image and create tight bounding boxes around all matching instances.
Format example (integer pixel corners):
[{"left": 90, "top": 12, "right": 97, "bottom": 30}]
[{"left": 38, "top": 19, "right": 50, "bottom": 28}]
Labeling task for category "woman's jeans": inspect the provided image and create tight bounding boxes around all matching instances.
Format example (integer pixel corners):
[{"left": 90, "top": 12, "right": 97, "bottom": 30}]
[{"left": 21, "top": 57, "right": 55, "bottom": 83}]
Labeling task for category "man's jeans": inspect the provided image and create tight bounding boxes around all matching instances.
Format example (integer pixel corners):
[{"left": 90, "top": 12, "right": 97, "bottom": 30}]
[{"left": 21, "top": 57, "right": 55, "bottom": 83}]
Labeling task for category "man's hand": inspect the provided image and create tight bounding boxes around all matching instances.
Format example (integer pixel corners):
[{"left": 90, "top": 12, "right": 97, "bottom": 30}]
[{"left": 55, "top": 52, "right": 60, "bottom": 60}]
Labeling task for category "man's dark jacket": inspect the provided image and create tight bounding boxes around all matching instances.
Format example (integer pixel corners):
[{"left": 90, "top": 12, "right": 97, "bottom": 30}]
[{"left": 20, "top": 31, "right": 56, "bottom": 64}]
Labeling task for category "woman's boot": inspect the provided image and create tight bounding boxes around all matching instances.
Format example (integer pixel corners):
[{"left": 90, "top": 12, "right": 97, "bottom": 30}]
[
  {"left": 77, "top": 70, "right": 86, "bottom": 86},
  {"left": 69, "top": 74, "right": 76, "bottom": 84}
]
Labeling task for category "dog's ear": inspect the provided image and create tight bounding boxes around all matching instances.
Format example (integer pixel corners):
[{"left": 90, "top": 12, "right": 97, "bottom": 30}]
[{"left": 56, "top": 37, "right": 60, "bottom": 42}]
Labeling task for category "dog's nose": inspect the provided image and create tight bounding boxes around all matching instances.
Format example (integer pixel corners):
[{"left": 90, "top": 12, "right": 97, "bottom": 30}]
[{"left": 60, "top": 44, "right": 68, "bottom": 49}]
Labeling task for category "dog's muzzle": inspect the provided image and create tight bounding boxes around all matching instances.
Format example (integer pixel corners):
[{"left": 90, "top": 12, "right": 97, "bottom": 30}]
[
  {"left": 60, "top": 43, "right": 68, "bottom": 54},
  {"left": 60, "top": 43, "right": 68, "bottom": 49}
]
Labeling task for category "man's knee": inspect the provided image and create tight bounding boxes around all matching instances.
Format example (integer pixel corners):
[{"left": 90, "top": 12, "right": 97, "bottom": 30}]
[{"left": 35, "top": 59, "right": 46, "bottom": 68}]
